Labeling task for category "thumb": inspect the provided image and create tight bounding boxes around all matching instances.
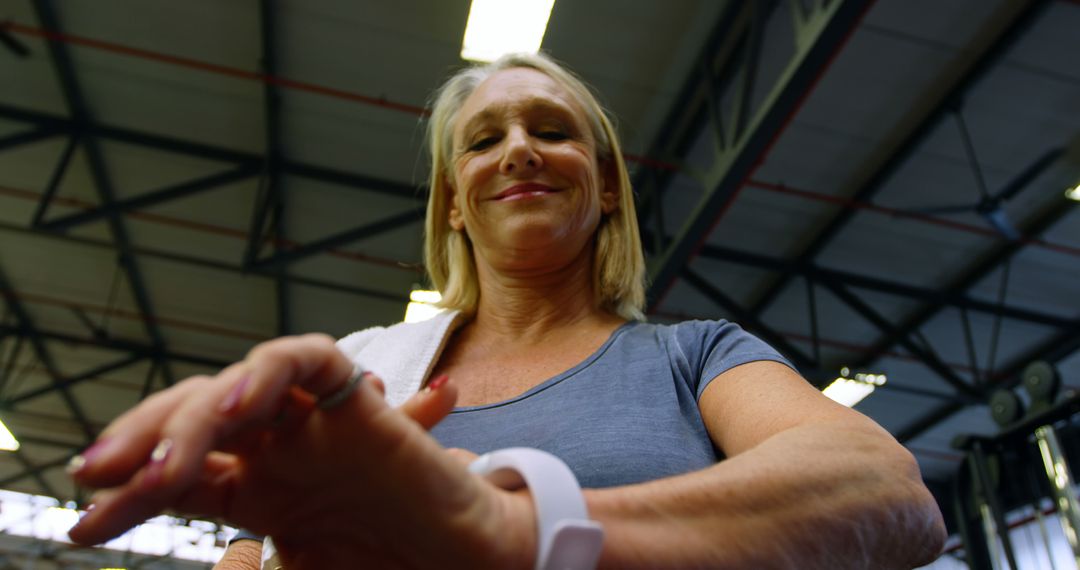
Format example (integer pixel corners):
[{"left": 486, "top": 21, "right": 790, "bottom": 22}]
[{"left": 396, "top": 374, "right": 457, "bottom": 431}]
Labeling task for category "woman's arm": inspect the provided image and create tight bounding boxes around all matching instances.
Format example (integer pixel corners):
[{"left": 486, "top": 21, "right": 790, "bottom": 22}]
[
  {"left": 584, "top": 361, "right": 946, "bottom": 569},
  {"left": 214, "top": 540, "right": 263, "bottom": 570}
]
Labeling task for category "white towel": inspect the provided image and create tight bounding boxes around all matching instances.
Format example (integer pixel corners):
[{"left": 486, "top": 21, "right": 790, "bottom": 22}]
[{"left": 335, "top": 309, "right": 465, "bottom": 407}]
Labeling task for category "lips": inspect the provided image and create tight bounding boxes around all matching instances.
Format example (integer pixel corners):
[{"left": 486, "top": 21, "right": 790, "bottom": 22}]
[{"left": 491, "top": 183, "right": 559, "bottom": 201}]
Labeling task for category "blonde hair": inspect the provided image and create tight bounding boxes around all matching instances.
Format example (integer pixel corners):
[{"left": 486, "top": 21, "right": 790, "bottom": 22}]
[{"left": 423, "top": 52, "right": 645, "bottom": 321}]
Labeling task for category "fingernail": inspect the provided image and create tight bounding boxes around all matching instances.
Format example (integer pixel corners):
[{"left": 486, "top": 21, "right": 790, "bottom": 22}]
[
  {"left": 142, "top": 439, "right": 173, "bottom": 489},
  {"left": 219, "top": 373, "right": 252, "bottom": 413},
  {"left": 427, "top": 374, "right": 449, "bottom": 392},
  {"left": 66, "top": 438, "right": 111, "bottom": 475}
]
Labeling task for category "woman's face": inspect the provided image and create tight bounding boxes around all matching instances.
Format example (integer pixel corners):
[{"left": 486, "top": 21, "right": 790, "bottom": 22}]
[{"left": 447, "top": 67, "right": 617, "bottom": 270}]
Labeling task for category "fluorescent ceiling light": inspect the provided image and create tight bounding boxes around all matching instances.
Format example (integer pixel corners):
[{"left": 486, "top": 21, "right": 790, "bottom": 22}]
[
  {"left": 1066, "top": 183, "right": 1080, "bottom": 202},
  {"left": 822, "top": 368, "right": 887, "bottom": 408},
  {"left": 0, "top": 417, "right": 18, "bottom": 451},
  {"left": 404, "top": 290, "right": 443, "bottom": 323},
  {"left": 461, "top": 0, "right": 556, "bottom": 62}
]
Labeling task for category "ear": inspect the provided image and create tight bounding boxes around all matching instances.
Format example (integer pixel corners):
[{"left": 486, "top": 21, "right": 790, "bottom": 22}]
[
  {"left": 445, "top": 176, "right": 465, "bottom": 231},
  {"left": 599, "top": 160, "right": 619, "bottom": 215}
]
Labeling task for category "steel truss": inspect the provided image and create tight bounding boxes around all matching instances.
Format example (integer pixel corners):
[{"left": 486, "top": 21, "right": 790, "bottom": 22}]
[{"left": 636, "top": 0, "right": 1077, "bottom": 448}]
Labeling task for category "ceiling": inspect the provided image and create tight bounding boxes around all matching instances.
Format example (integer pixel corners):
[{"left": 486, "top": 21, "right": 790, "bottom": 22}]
[{"left": 0, "top": 0, "right": 1078, "bottom": 536}]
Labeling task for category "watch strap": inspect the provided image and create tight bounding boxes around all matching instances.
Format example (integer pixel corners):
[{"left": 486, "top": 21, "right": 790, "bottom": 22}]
[{"left": 470, "top": 447, "right": 604, "bottom": 570}]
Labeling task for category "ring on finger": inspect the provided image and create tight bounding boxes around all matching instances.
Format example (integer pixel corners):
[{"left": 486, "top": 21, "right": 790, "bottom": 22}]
[{"left": 316, "top": 366, "right": 366, "bottom": 410}]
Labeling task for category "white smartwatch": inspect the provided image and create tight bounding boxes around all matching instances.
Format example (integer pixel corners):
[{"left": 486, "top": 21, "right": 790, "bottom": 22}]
[{"left": 469, "top": 448, "right": 604, "bottom": 570}]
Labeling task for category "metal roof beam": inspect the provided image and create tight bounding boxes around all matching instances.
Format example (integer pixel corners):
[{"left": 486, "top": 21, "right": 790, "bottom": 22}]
[
  {"left": 4, "top": 353, "right": 145, "bottom": 406},
  {"left": 0, "top": 221, "right": 412, "bottom": 304},
  {"left": 0, "top": 103, "right": 423, "bottom": 202},
  {"left": 852, "top": 195, "right": 1076, "bottom": 372},
  {"left": 0, "top": 265, "right": 95, "bottom": 441},
  {"left": 3, "top": 451, "right": 61, "bottom": 498},
  {"left": 34, "top": 165, "right": 260, "bottom": 232},
  {"left": 645, "top": 0, "right": 871, "bottom": 308},
  {"left": 698, "top": 243, "right": 1074, "bottom": 329},
  {"left": 632, "top": 1, "right": 750, "bottom": 236},
  {"left": 747, "top": 0, "right": 1052, "bottom": 318},
  {"left": 898, "top": 318, "right": 1080, "bottom": 442},
  {"left": 250, "top": 208, "right": 425, "bottom": 271},
  {"left": 0, "top": 322, "right": 229, "bottom": 370},
  {"left": 0, "top": 126, "right": 61, "bottom": 152},
  {"left": 256, "top": 0, "right": 291, "bottom": 336},
  {"left": 818, "top": 279, "right": 982, "bottom": 400},
  {"left": 33, "top": 0, "right": 176, "bottom": 389}
]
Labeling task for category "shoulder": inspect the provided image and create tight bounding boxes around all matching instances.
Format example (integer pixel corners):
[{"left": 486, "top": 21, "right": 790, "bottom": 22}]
[{"left": 623, "top": 318, "right": 747, "bottom": 353}]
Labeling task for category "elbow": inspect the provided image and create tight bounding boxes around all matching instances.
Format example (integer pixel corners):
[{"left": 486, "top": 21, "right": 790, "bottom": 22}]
[{"left": 876, "top": 444, "right": 948, "bottom": 567}]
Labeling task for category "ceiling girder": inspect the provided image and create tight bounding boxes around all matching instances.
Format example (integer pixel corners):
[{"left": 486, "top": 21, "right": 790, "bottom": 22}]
[
  {"left": 33, "top": 0, "right": 176, "bottom": 389},
  {"left": 0, "top": 321, "right": 229, "bottom": 370},
  {"left": 257, "top": 0, "right": 290, "bottom": 336},
  {"left": 0, "top": 221, "right": 413, "bottom": 304},
  {"left": 746, "top": 0, "right": 1052, "bottom": 317},
  {"left": 35, "top": 165, "right": 260, "bottom": 232},
  {"left": 698, "top": 243, "right": 1074, "bottom": 329},
  {"left": 4, "top": 353, "right": 145, "bottom": 407},
  {"left": 0, "top": 265, "right": 95, "bottom": 441},
  {"left": 30, "top": 131, "right": 79, "bottom": 227},
  {"left": 898, "top": 318, "right": 1080, "bottom": 442},
  {"left": 818, "top": 280, "right": 983, "bottom": 400},
  {"left": 0, "top": 127, "right": 61, "bottom": 152},
  {"left": 633, "top": 0, "right": 752, "bottom": 233},
  {"left": 853, "top": 195, "right": 1076, "bottom": 375},
  {"left": 248, "top": 208, "right": 426, "bottom": 271},
  {"left": 644, "top": 0, "right": 872, "bottom": 308},
  {"left": 0, "top": 104, "right": 421, "bottom": 202}
]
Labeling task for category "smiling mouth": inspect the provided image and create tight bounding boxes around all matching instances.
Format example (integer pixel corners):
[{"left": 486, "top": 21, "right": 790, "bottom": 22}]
[{"left": 492, "top": 183, "right": 560, "bottom": 201}]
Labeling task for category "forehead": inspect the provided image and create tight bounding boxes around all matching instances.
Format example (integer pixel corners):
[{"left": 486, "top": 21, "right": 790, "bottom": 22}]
[{"left": 456, "top": 68, "right": 586, "bottom": 132}]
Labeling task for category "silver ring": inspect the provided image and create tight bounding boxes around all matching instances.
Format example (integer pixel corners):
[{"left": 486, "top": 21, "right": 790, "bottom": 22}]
[{"left": 317, "top": 367, "right": 366, "bottom": 409}]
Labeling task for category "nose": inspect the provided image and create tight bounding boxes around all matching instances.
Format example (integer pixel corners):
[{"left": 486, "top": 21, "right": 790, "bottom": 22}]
[{"left": 499, "top": 126, "right": 542, "bottom": 175}]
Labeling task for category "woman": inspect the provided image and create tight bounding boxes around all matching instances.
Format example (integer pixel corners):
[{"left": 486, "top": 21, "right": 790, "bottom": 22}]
[{"left": 66, "top": 53, "right": 945, "bottom": 568}]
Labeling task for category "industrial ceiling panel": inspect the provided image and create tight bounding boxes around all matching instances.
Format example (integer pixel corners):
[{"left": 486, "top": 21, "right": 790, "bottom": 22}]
[
  {"left": 134, "top": 256, "right": 277, "bottom": 340},
  {"left": 288, "top": 281, "right": 410, "bottom": 337},
  {"left": 861, "top": 0, "right": 994, "bottom": 49},
  {"left": 815, "top": 207, "right": 989, "bottom": 288},
  {"left": 965, "top": 246, "right": 1080, "bottom": 317},
  {"left": 914, "top": 306, "right": 1059, "bottom": 382},
  {"left": 705, "top": 182, "right": 837, "bottom": 259},
  {"left": 280, "top": 91, "right": 429, "bottom": 186}
]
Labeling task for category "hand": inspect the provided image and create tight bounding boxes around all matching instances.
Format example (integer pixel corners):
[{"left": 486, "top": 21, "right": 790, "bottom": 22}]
[{"left": 67, "top": 334, "right": 536, "bottom": 569}]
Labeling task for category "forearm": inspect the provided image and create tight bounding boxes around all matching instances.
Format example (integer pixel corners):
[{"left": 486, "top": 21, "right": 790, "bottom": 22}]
[
  {"left": 214, "top": 540, "right": 262, "bottom": 570},
  {"left": 585, "top": 421, "right": 945, "bottom": 569}
]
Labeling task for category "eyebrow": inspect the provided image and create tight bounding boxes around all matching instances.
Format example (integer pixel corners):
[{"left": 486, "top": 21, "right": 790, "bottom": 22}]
[{"left": 458, "top": 97, "right": 579, "bottom": 137}]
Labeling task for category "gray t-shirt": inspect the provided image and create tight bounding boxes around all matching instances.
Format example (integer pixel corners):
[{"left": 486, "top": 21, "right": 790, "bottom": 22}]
[
  {"left": 230, "top": 319, "right": 792, "bottom": 543},
  {"left": 430, "top": 319, "right": 793, "bottom": 488}
]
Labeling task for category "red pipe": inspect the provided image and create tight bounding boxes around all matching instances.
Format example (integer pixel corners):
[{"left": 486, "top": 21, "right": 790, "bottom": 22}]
[{"left": 2, "top": 22, "right": 431, "bottom": 117}]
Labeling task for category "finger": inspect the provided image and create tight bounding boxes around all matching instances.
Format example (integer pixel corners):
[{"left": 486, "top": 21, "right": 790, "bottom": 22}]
[
  {"left": 445, "top": 447, "right": 480, "bottom": 468},
  {"left": 228, "top": 334, "right": 355, "bottom": 421},
  {"left": 69, "top": 376, "right": 217, "bottom": 489},
  {"left": 395, "top": 375, "right": 456, "bottom": 431},
  {"left": 69, "top": 452, "right": 241, "bottom": 546},
  {"left": 371, "top": 376, "right": 386, "bottom": 397}
]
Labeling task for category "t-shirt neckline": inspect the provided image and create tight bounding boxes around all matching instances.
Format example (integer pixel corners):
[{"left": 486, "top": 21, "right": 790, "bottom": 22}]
[{"left": 448, "top": 320, "right": 640, "bottom": 413}]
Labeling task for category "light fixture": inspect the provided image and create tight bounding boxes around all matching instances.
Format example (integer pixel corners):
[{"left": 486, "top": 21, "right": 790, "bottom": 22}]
[
  {"left": 461, "top": 0, "right": 556, "bottom": 62},
  {"left": 1066, "top": 182, "right": 1080, "bottom": 202},
  {"left": 404, "top": 289, "right": 443, "bottom": 323},
  {"left": 0, "top": 416, "right": 19, "bottom": 451},
  {"left": 822, "top": 367, "right": 887, "bottom": 408}
]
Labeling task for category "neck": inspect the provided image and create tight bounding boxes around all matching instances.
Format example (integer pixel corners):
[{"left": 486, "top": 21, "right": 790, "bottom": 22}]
[{"left": 469, "top": 244, "right": 618, "bottom": 344}]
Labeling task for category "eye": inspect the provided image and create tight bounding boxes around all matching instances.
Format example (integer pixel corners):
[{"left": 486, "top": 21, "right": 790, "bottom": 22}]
[
  {"left": 468, "top": 136, "right": 499, "bottom": 152},
  {"left": 536, "top": 130, "right": 569, "bottom": 141}
]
